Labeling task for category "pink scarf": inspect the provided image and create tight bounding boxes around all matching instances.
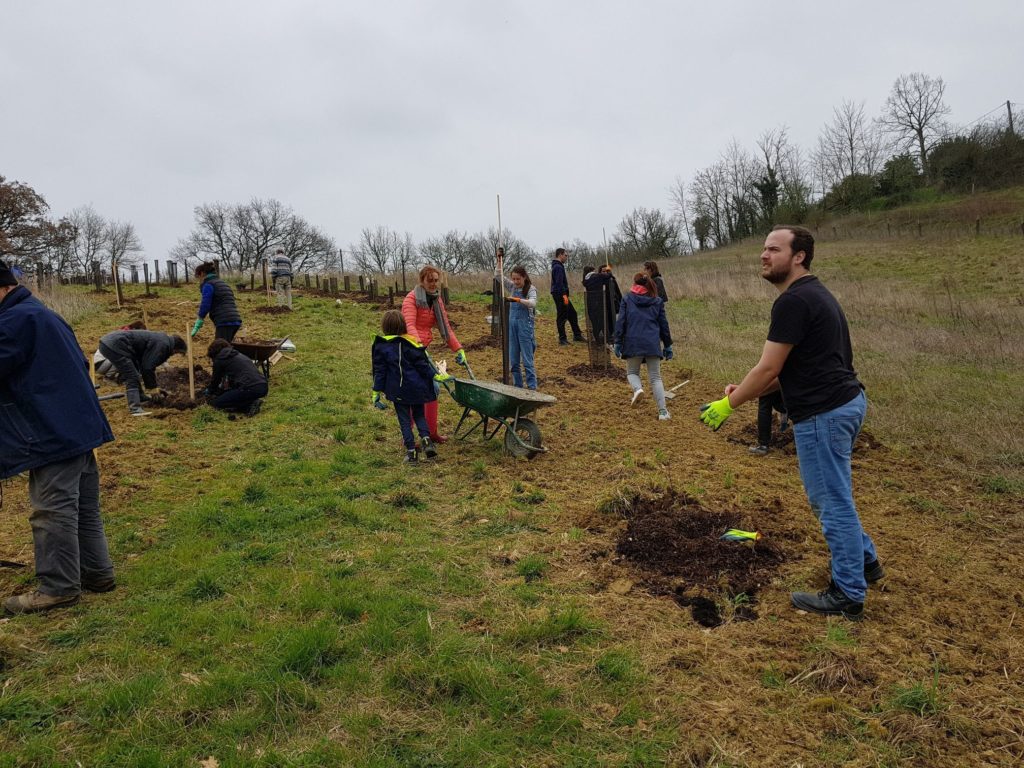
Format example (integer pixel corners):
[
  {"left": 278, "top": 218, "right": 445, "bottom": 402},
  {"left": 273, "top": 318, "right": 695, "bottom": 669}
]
[{"left": 630, "top": 284, "right": 649, "bottom": 295}]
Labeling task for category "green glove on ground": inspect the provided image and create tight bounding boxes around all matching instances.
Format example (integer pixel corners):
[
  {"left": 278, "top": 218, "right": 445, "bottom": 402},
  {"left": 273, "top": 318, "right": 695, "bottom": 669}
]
[
  {"left": 190, "top": 318, "right": 203, "bottom": 337},
  {"left": 699, "top": 396, "right": 734, "bottom": 431},
  {"left": 455, "top": 349, "right": 467, "bottom": 366}
]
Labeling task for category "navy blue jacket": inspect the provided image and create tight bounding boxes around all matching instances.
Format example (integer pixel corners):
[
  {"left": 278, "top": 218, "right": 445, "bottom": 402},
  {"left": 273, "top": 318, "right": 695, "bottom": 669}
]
[
  {"left": 613, "top": 290, "right": 673, "bottom": 359},
  {"left": 371, "top": 335, "right": 437, "bottom": 405},
  {"left": 198, "top": 274, "right": 242, "bottom": 327},
  {"left": 550, "top": 259, "right": 569, "bottom": 297},
  {"left": 0, "top": 286, "right": 114, "bottom": 478}
]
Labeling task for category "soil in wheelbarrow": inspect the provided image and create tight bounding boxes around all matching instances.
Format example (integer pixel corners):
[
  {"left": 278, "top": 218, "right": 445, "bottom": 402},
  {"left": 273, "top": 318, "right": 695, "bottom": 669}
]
[
  {"left": 155, "top": 365, "right": 212, "bottom": 410},
  {"left": 614, "top": 489, "right": 789, "bottom": 628}
]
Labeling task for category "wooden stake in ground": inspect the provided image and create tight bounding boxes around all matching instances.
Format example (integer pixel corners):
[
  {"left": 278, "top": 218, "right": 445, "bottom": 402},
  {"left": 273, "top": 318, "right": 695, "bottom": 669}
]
[
  {"left": 142, "top": 306, "right": 148, "bottom": 328},
  {"left": 89, "top": 353, "right": 96, "bottom": 388},
  {"left": 112, "top": 260, "right": 122, "bottom": 308},
  {"left": 185, "top": 325, "right": 195, "bottom": 401},
  {"left": 263, "top": 257, "right": 272, "bottom": 305}
]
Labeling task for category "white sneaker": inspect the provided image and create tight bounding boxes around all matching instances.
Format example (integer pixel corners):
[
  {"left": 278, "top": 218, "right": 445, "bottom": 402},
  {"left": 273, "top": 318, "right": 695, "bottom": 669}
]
[
  {"left": 630, "top": 388, "right": 644, "bottom": 406},
  {"left": 130, "top": 407, "right": 151, "bottom": 417},
  {"left": 658, "top": 409, "right": 671, "bottom": 421}
]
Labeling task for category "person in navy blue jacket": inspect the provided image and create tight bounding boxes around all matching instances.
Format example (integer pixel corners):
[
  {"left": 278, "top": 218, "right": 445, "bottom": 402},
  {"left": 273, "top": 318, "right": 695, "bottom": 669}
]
[
  {"left": 190, "top": 261, "right": 242, "bottom": 342},
  {"left": 550, "top": 248, "right": 584, "bottom": 345},
  {"left": 371, "top": 310, "right": 451, "bottom": 463},
  {"left": 0, "top": 262, "right": 116, "bottom": 614},
  {"left": 613, "top": 272, "right": 674, "bottom": 420},
  {"left": 205, "top": 339, "right": 269, "bottom": 416}
]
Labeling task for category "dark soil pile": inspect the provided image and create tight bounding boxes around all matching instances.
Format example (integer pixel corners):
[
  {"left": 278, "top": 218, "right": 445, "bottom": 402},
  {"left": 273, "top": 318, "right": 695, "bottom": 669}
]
[
  {"left": 254, "top": 306, "right": 291, "bottom": 314},
  {"left": 567, "top": 362, "right": 622, "bottom": 381},
  {"left": 727, "top": 422, "right": 883, "bottom": 455},
  {"left": 616, "top": 490, "right": 788, "bottom": 627},
  {"left": 463, "top": 334, "right": 502, "bottom": 352},
  {"left": 156, "top": 365, "right": 211, "bottom": 410}
]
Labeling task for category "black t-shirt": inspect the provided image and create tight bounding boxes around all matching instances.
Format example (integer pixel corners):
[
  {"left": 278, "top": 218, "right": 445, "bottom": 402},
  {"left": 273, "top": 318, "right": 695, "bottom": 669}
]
[{"left": 767, "top": 275, "right": 863, "bottom": 423}]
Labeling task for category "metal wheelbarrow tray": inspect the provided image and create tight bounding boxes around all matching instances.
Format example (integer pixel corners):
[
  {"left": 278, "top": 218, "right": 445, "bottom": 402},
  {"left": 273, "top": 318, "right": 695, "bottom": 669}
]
[
  {"left": 445, "top": 378, "right": 556, "bottom": 459},
  {"left": 231, "top": 338, "right": 285, "bottom": 378}
]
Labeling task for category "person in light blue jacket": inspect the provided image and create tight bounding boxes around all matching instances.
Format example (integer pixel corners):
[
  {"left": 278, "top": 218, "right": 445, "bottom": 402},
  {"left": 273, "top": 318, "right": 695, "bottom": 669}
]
[
  {"left": 501, "top": 265, "right": 539, "bottom": 389},
  {"left": 613, "top": 272, "right": 674, "bottom": 420}
]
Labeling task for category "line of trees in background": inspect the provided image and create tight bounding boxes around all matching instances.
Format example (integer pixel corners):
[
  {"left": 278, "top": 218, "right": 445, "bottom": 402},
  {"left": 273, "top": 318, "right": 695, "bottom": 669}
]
[{"left": 3, "top": 72, "right": 1021, "bottom": 281}]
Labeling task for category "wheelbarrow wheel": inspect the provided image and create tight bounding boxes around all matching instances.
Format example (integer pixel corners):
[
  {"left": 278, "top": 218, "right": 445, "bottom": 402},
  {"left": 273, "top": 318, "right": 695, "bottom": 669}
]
[{"left": 504, "top": 418, "right": 542, "bottom": 459}]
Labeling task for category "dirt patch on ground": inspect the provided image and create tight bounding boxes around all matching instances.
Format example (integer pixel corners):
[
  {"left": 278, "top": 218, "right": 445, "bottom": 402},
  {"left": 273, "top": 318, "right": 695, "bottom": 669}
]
[
  {"left": 567, "top": 362, "right": 623, "bottom": 381},
  {"left": 463, "top": 333, "right": 502, "bottom": 351},
  {"left": 156, "top": 365, "right": 211, "bottom": 410},
  {"left": 727, "top": 422, "right": 884, "bottom": 455},
  {"left": 614, "top": 490, "right": 789, "bottom": 627},
  {"left": 253, "top": 305, "right": 292, "bottom": 315}
]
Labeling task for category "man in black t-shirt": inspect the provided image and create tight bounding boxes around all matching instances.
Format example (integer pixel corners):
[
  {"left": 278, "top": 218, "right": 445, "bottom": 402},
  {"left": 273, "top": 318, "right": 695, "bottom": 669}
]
[{"left": 699, "top": 225, "right": 882, "bottom": 621}]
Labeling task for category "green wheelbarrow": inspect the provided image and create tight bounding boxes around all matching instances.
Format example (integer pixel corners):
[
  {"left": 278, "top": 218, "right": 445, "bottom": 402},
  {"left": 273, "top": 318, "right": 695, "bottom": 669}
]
[{"left": 442, "top": 375, "right": 557, "bottom": 459}]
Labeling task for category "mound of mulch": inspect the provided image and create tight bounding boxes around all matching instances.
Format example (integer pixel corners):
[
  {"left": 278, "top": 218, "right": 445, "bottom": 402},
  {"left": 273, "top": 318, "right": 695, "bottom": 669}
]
[
  {"left": 463, "top": 334, "right": 502, "bottom": 352},
  {"left": 253, "top": 306, "right": 291, "bottom": 315},
  {"left": 615, "top": 490, "right": 788, "bottom": 627},
  {"left": 567, "top": 362, "right": 622, "bottom": 381},
  {"left": 155, "top": 365, "right": 212, "bottom": 410},
  {"left": 728, "top": 422, "right": 883, "bottom": 455}
]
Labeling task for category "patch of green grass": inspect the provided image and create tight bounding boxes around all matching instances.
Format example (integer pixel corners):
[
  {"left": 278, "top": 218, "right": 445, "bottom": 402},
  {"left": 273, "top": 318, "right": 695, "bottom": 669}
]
[
  {"left": 470, "top": 459, "right": 488, "bottom": 481},
  {"left": 982, "top": 474, "right": 1023, "bottom": 496},
  {"left": 386, "top": 490, "right": 426, "bottom": 509},
  {"left": 760, "top": 663, "right": 786, "bottom": 689},
  {"left": 184, "top": 574, "right": 226, "bottom": 602},
  {"left": 241, "top": 482, "right": 268, "bottom": 505},
  {"left": 888, "top": 670, "right": 944, "bottom": 716},
  {"left": 594, "top": 649, "right": 639, "bottom": 683},
  {"left": 515, "top": 554, "right": 549, "bottom": 583},
  {"left": 508, "top": 606, "right": 600, "bottom": 647}
]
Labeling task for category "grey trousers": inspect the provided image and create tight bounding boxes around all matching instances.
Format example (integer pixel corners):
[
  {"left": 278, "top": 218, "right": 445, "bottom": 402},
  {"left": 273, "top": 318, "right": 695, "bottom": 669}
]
[
  {"left": 28, "top": 451, "right": 114, "bottom": 597},
  {"left": 274, "top": 276, "right": 292, "bottom": 309},
  {"left": 625, "top": 356, "right": 667, "bottom": 411}
]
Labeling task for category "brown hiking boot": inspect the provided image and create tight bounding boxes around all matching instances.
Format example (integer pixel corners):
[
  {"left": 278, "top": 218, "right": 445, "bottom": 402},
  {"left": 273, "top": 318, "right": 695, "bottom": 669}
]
[{"left": 4, "top": 590, "right": 80, "bottom": 615}]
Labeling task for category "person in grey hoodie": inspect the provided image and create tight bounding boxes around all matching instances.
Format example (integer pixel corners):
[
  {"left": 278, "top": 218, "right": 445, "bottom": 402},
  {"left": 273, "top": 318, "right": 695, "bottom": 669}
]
[{"left": 98, "top": 330, "right": 186, "bottom": 416}]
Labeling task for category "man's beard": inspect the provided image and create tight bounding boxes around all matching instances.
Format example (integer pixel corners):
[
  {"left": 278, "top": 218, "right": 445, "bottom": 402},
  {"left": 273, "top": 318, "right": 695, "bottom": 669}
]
[{"left": 761, "top": 262, "right": 790, "bottom": 284}]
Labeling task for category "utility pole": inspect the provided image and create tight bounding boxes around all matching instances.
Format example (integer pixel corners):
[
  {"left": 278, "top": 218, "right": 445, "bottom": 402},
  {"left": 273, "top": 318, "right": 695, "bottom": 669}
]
[{"left": 1008, "top": 100, "right": 1016, "bottom": 137}]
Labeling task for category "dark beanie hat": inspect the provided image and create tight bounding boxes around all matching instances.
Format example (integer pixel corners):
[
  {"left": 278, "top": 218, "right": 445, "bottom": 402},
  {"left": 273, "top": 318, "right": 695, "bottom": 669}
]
[{"left": 0, "top": 260, "right": 18, "bottom": 287}]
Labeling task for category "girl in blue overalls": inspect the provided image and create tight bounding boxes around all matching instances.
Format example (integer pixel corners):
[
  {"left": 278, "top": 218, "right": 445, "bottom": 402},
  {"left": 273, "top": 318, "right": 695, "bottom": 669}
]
[{"left": 502, "top": 265, "right": 539, "bottom": 390}]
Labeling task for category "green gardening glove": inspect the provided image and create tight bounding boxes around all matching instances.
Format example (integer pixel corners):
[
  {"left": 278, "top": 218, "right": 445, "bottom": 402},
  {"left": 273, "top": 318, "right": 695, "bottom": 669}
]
[
  {"left": 190, "top": 318, "right": 203, "bottom": 338},
  {"left": 372, "top": 391, "right": 387, "bottom": 410},
  {"left": 455, "top": 349, "right": 467, "bottom": 366},
  {"left": 699, "top": 396, "right": 734, "bottom": 431},
  {"left": 433, "top": 371, "right": 453, "bottom": 383}
]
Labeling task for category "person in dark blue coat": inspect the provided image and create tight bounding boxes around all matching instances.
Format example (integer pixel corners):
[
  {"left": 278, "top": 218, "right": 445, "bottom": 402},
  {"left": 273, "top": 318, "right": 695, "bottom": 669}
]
[
  {"left": 613, "top": 273, "right": 674, "bottom": 420},
  {"left": 205, "top": 339, "right": 268, "bottom": 416},
  {"left": 0, "top": 262, "right": 116, "bottom": 614},
  {"left": 191, "top": 261, "right": 242, "bottom": 342},
  {"left": 550, "top": 248, "right": 584, "bottom": 345},
  {"left": 371, "top": 310, "right": 451, "bottom": 463}
]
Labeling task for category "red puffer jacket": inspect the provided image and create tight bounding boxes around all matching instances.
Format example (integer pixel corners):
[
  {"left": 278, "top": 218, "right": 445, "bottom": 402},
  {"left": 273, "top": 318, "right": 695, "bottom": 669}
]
[{"left": 401, "top": 291, "right": 461, "bottom": 351}]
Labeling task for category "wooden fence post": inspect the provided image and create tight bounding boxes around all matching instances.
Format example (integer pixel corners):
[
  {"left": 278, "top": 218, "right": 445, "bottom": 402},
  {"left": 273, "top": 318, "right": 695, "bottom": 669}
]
[
  {"left": 185, "top": 325, "right": 195, "bottom": 401},
  {"left": 143, "top": 263, "right": 150, "bottom": 295},
  {"left": 344, "top": 276, "right": 351, "bottom": 292}
]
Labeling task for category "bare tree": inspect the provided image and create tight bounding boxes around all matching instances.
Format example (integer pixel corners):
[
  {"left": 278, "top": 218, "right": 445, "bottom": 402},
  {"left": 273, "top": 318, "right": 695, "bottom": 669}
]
[
  {"left": 104, "top": 221, "right": 143, "bottom": 269},
  {"left": 353, "top": 226, "right": 402, "bottom": 274},
  {"left": 66, "top": 205, "right": 108, "bottom": 275},
  {"left": 878, "top": 72, "right": 951, "bottom": 179},
  {"left": 613, "top": 207, "right": 681, "bottom": 260},
  {"left": 688, "top": 162, "right": 729, "bottom": 248},
  {"left": 475, "top": 227, "right": 538, "bottom": 273},
  {"left": 419, "top": 230, "right": 476, "bottom": 274},
  {"left": 190, "top": 203, "right": 236, "bottom": 268},
  {"left": 814, "top": 100, "right": 885, "bottom": 189},
  {"left": 669, "top": 177, "right": 696, "bottom": 254}
]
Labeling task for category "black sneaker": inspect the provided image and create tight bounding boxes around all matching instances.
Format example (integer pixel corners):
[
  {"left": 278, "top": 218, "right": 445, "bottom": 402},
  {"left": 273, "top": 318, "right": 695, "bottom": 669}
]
[
  {"left": 82, "top": 576, "right": 116, "bottom": 593},
  {"left": 827, "top": 558, "right": 886, "bottom": 585},
  {"left": 791, "top": 581, "right": 864, "bottom": 621},
  {"left": 246, "top": 399, "right": 263, "bottom": 417},
  {"left": 421, "top": 436, "right": 437, "bottom": 459},
  {"left": 573, "top": 334, "right": 585, "bottom": 343},
  {"left": 558, "top": 339, "right": 570, "bottom": 346},
  {"left": 404, "top": 449, "right": 418, "bottom": 464}
]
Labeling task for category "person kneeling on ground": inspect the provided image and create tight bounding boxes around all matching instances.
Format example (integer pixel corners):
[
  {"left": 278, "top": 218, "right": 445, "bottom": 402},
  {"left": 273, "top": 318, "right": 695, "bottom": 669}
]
[
  {"left": 371, "top": 309, "right": 451, "bottom": 464},
  {"left": 204, "top": 339, "right": 269, "bottom": 416},
  {"left": 97, "top": 329, "right": 187, "bottom": 416},
  {"left": 0, "top": 261, "right": 117, "bottom": 615}
]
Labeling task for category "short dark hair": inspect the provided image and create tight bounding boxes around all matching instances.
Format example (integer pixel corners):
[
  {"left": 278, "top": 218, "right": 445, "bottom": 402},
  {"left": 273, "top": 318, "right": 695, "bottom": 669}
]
[
  {"left": 555, "top": 248, "right": 567, "bottom": 258},
  {"left": 772, "top": 225, "right": 815, "bottom": 269},
  {"left": 171, "top": 335, "right": 188, "bottom": 353},
  {"left": 195, "top": 261, "right": 217, "bottom": 277},
  {"left": 381, "top": 309, "right": 406, "bottom": 336},
  {"left": 207, "top": 338, "right": 231, "bottom": 358}
]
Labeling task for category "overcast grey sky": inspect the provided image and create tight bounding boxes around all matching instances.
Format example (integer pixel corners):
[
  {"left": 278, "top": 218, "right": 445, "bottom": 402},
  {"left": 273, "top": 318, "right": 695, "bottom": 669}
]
[{"left": 3, "top": 0, "right": 1022, "bottom": 258}]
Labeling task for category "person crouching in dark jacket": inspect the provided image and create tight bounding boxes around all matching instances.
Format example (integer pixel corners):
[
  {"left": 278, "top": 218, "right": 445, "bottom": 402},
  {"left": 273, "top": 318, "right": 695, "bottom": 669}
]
[
  {"left": 371, "top": 310, "right": 451, "bottom": 463},
  {"left": 205, "top": 339, "right": 269, "bottom": 416},
  {"left": 98, "top": 330, "right": 186, "bottom": 416}
]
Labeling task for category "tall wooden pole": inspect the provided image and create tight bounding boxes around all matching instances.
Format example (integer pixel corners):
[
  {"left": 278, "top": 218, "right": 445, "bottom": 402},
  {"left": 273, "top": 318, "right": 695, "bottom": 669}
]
[
  {"left": 263, "top": 257, "right": 272, "bottom": 305},
  {"left": 185, "top": 325, "right": 195, "bottom": 401},
  {"left": 112, "top": 261, "right": 122, "bottom": 308},
  {"left": 496, "top": 194, "right": 509, "bottom": 385}
]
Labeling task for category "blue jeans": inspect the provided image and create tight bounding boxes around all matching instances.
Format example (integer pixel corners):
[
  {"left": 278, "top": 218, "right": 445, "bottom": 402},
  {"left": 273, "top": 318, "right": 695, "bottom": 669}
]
[
  {"left": 395, "top": 402, "right": 430, "bottom": 450},
  {"left": 508, "top": 319, "right": 537, "bottom": 389},
  {"left": 793, "top": 391, "right": 876, "bottom": 602}
]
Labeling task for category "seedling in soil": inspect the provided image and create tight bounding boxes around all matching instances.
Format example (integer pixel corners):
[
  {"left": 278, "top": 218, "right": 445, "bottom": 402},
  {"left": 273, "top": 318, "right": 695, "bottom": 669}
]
[
  {"left": 760, "top": 663, "right": 786, "bottom": 689},
  {"left": 241, "top": 483, "right": 268, "bottom": 505},
  {"left": 888, "top": 668, "right": 944, "bottom": 716},
  {"left": 470, "top": 459, "right": 488, "bottom": 481},
  {"left": 332, "top": 427, "right": 349, "bottom": 443}
]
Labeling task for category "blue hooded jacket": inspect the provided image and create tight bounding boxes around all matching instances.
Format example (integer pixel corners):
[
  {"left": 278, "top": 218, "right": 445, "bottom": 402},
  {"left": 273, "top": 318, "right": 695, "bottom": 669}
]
[
  {"left": 0, "top": 286, "right": 114, "bottom": 478},
  {"left": 613, "top": 290, "right": 673, "bottom": 359},
  {"left": 371, "top": 335, "right": 438, "bottom": 405}
]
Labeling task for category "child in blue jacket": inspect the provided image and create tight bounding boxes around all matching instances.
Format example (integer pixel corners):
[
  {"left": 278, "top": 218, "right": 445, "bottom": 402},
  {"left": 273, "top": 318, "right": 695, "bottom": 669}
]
[{"left": 372, "top": 310, "right": 450, "bottom": 463}]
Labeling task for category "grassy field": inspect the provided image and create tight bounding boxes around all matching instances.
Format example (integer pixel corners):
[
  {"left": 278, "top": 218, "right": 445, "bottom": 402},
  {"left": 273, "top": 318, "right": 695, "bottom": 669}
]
[{"left": 1, "top": 232, "right": 1022, "bottom": 766}]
